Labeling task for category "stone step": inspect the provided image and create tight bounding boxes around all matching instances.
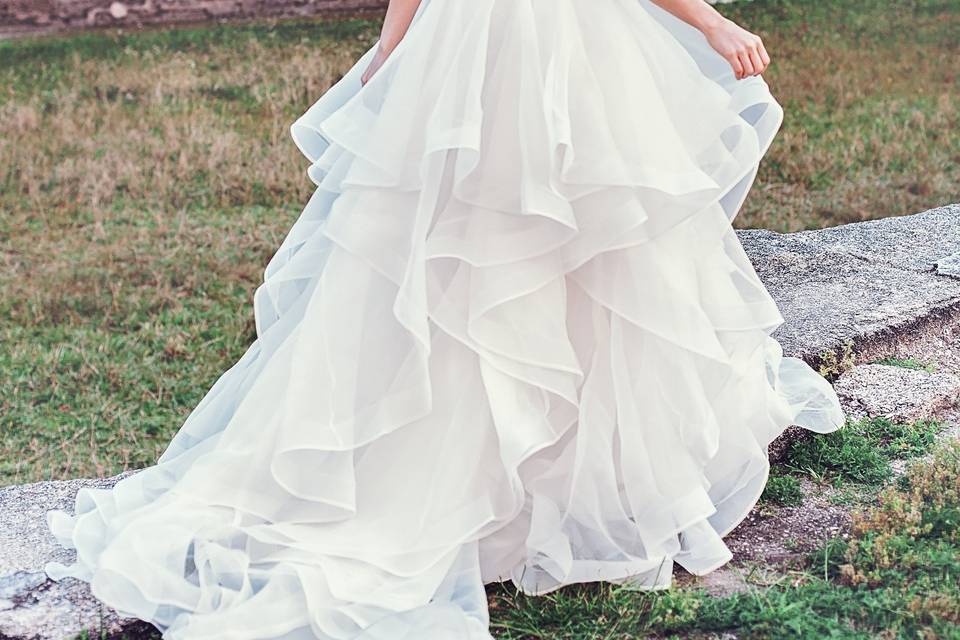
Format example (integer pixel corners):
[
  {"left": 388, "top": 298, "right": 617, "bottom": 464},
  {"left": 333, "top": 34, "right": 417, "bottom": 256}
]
[
  {"left": 3, "top": 203, "right": 960, "bottom": 639},
  {"left": 0, "top": 473, "right": 147, "bottom": 640},
  {"left": 746, "top": 203, "right": 960, "bottom": 368},
  {"left": 833, "top": 363, "right": 960, "bottom": 423}
]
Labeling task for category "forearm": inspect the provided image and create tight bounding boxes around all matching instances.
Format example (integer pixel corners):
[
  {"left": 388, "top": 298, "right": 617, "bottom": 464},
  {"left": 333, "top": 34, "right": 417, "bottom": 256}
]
[
  {"left": 378, "top": 0, "right": 423, "bottom": 53},
  {"left": 647, "top": 0, "right": 729, "bottom": 34}
]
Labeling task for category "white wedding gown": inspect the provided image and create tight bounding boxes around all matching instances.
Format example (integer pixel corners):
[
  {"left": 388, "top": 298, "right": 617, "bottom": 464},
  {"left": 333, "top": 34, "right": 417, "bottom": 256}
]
[{"left": 44, "top": 0, "right": 845, "bottom": 638}]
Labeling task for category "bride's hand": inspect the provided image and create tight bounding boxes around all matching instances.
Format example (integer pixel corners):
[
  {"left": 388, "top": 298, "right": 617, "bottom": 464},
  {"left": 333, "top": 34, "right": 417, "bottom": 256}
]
[
  {"left": 702, "top": 18, "right": 771, "bottom": 80},
  {"left": 361, "top": 43, "right": 392, "bottom": 86}
]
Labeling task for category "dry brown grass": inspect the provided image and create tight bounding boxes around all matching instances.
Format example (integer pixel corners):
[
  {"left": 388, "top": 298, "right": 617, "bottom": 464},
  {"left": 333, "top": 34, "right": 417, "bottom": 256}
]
[
  {"left": 0, "top": 22, "right": 376, "bottom": 483},
  {"left": 1, "top": 40, "right": 355, "bottom": 221},
  {"left": 738, "top": 0, "right": 960, "bottom": 228},
  {"left": 2, "top": 37, "right": 362, "bottom": 324}
]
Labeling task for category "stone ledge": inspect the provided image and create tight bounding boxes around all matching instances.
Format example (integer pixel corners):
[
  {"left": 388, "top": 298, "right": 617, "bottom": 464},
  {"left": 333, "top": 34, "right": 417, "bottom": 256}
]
[
  {"left": 0, "top": 473, "right": 146, "bottom": 639},
  {"left": 833, "top": 363, "right": 960, "bottom": 423},
  {"left": 745, "top": 203, "right": 960, "bottom": 367}
]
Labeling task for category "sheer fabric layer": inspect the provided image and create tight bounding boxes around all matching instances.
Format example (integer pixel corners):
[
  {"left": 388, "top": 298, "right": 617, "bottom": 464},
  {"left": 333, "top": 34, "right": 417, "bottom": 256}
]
[{"left": 44, "top": 0, "right": 845, "bottom": 638}]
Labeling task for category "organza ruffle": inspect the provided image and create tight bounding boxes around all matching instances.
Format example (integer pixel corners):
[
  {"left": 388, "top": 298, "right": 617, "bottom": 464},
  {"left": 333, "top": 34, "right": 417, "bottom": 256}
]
[{"left": 44, "top": 1, "right": 845, "bottom": 638}]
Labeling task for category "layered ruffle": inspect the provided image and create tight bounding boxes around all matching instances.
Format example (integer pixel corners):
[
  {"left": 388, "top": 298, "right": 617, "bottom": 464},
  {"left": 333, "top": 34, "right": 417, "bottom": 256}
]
[{"left": 44, "top": 0, "right": 845, "bottom": 638}]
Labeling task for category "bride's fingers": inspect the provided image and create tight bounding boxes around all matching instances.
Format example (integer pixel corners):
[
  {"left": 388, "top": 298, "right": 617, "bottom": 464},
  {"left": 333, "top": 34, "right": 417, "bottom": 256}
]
[
  {"left": 362, "top": 59, "right": 381, "bottom": 85},
  {"left": 748, "top": 48, "right": 765, "bottom": 76},
  {"left": 738, "top": 50, "right": 755, "bottom": 78},
  {"left": 728, "top": 53, "right": 745, "bottom": 80},
  {"left": 757, "top": 40, "right": 771, "bottom": 67}
]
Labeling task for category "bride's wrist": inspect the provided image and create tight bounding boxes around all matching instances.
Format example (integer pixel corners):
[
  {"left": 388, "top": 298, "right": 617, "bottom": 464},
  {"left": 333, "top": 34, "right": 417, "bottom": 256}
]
[
  {"left": 377, "top": 31, "right": 403, "bottom": 56},
  {"left": 376, "top": 40, "right": 396, "bottom": 57},
  {"left": 696, "top": 9, "right": 730, "bottom": 36}
]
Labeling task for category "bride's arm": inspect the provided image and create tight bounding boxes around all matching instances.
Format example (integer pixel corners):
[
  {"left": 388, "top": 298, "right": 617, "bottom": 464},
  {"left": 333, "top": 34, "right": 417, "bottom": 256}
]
[
  {"left": 361, "top": 0, "right": 423, "bottom": 85},
  {"left": 647, "top": 0, "right": 771, "bottom": 80}
]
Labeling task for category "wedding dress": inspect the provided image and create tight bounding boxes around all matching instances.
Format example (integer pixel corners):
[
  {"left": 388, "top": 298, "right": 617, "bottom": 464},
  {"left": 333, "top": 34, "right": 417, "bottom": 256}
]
[{"left": 44, "top": 0, "right": 845, "bottom": 638}]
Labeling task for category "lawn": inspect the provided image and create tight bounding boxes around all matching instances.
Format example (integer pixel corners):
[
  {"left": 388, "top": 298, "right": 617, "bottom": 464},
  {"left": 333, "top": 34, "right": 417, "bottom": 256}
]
[
  {"left": 0, "top": 0, "right": 957, "bottom": 485},
  {"left": 1, "top": 1, "right": 959, "bottom": 638}
]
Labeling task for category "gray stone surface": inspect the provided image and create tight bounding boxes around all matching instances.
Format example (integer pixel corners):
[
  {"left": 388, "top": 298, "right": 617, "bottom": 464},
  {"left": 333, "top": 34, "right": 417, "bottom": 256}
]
[
  {"left": 2, "top": 203, "right": 960, "bottom": 638},
  {"left": 742, "top": 203, "right": 960, "bottom": 366},
  {"left": 833, "top": 363, "right": 960, "bottom": 422},
  {"left": 0, "top": 473, "right": 151, "bottom": 640}
]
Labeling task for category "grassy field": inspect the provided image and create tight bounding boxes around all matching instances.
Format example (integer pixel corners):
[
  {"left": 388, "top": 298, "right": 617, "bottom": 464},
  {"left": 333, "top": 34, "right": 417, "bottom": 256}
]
[
  {"left": 1, "top": 2, "right": 959, "bottom": 638},
  {"left": 0, "top": 2, "right": 957, "bottom": 482}
]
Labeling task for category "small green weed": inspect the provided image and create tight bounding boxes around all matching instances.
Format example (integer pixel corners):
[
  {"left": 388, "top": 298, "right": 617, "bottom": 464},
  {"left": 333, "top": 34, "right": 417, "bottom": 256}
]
[
  {"left": 817, "top": 339, "right": 856, "bottom": 380},
  {"left": 760, "top": 474, "right": 804, "bottom": 507}
]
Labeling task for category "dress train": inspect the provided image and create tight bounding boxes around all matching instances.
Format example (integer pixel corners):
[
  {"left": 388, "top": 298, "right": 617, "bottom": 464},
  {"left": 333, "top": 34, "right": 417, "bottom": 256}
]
[{"left": 44, "top": 1, "right": 845, "bottom": 637}]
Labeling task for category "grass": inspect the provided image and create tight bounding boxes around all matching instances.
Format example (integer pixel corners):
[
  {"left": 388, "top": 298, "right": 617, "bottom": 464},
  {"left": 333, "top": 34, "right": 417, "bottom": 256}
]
[
  {"left": 1, "top": 0, "right": 957, "bottom": 485},
  {"left": 720, "top": 0, "right": 960, "bottom": 230},
  {"left": 760, "top": 474, "right": 804, "bottom": 507},
  {"left": 487, "top": 440, "right": 960, "bottom": 639},
  {"left": 761, "top": 414, "right": 946, "bottom": 508},
  {"left": 784, "top": 416, "right": 944, "bottom": 487},
  {"left": 1, "top": 0, "right": 956, "bottom": 486},
  {"left": 0, "top": 18, "right": 379, "bottom": 484}
]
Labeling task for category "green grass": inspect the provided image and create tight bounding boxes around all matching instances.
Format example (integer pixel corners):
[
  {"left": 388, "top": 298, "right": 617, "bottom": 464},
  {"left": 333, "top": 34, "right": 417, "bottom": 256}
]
[
  {"left": 784, "top": 417, "right": 944, "bottom": 487},
  {"left": 0, "top": 204, "right": 285, "bottom": 482},
  {"left": 1, "top": 0, "right": 956, "bottom": 487},
  {"left": 719, "top": 0, "right": 960, "bottom": 230},
  {"left": 0, "top": 17, "right": 378, "bottom": 87},
  {"left": 760, "top": 474, "right": 805, "bottom": 507},
  {"left": 488, "top": 440, "right": 960, "bottom": 639},
  {"left": 0, "top": 15, "right": 378, "bottom": 484}
]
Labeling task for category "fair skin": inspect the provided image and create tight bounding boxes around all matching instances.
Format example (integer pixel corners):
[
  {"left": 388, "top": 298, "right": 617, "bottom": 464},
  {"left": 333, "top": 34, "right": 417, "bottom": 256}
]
[
  {"left": 360, "top": 0, "right": 421, "bottom": 85},
  {"left": 655, "top": 0, "right": 771, "bottom": 80},
  {"left": 362, "top": 0, "right": 771, "bottom": 86}
]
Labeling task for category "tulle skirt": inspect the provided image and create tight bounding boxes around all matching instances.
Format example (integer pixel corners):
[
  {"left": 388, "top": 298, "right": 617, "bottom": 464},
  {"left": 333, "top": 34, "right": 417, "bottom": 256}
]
[{"left": 44, "top": 0, "right": 845, "bottom": 638}]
